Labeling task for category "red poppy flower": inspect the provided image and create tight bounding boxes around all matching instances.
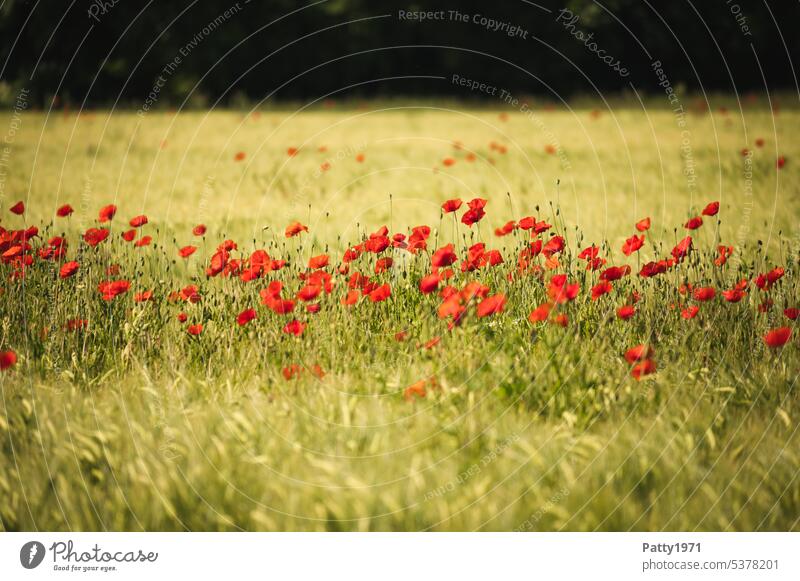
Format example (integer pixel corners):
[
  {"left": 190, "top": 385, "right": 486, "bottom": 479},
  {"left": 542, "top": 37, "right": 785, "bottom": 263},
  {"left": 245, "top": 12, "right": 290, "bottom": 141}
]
[
  {"left": 283, "top": 319, "right": 305, "bottom": 336},
  {"left": 178, "top": 245, "right": 197, "bottom": 258},
  {"left": 0, "top": 350, "right": 17, "bottom": 370},
  {"left": 297, "top": 284, "right": 322, "bottom": 302},
  {"left": 120, "top": 229, "right": 135, "bottom": 242},
  {"left": 187, "top": 324, "right": 203, "bottom": 335},
  {"left": 369, "top": 283, "right": 391, "bottom": 302},
  {"left": 529, "top": 303, "right": 552, "bottom": 322},
  {"left": 355, "top": 153, "right": 365, "bottom": 162},
  {"left": 476, "top": 294, "right": 506, "bottom": 317},
  {"left": 404, "top": 379, "right": 428, "bottom": 401},
  {"left": 624, "top": 344, "right": 654, "bottom": 363},
  {"left": 617, "top": 305, "right": 636, "bottom": 319},
  {"left": 341, "top": 290, "right": 359, "bottom": 306},
  {"left": 287, "top": 147, "right": 298, "bottom": 157},
  {"left": 98, "top": 204, "right": 117, "bottom": 222},
  {"left": 777, "top": 156, "right": 786, "bottom": 169},
  {"left": 764, "top": 327, "right": 791, "bottom": 348},
  {"left": 784, "top": 308, "right": 800, "bottom": 321},
  {"left": 9, "top": 201, "right": 24, "bottom": 215},
  {"left": 364, "top": 235, "right": 390, "bottom": 254},
  {"left": 681, "top": 305, "right": 700, "bottom": 319},
  {"left": 192, "top": 224, "right": 206, "bottom": 236},
  {"left": 308, "top": 254, "right": 329, "bottom": 269},
  {"left": 755, "top": 138, "right": 765, "bottom": 147},
  {"left": 702, "top": 201, "right": 719, "bottom": 216},
  {"left": 177, "top": 312, "right": 188, "bottom": 323},
  {"left": 548, "top": 275, "right": 579, "bottom": 304},
  {"left": 56, "top": 204, "right": 74, "bottom": 217},
  {"left": 495, "top": 221, "right": 516, "bottom": 237},
  {"left": 419, "top": 273, "right": 440, "bottom": 294},
  {"left": 715, "top": 245, "right": 734, "bottom": 266},
  {"left": 98, "top": 279, "right": 130, "bottom": 300},
  {"left": 134, "top": 235, "right": 152, "bottom": 247},
  {"left": 423, "top": 337, "right": 441, "bottom": 349},
  {"left": 685, "top": 216, "right": 703, "bottom": 230},
  {"left": 442, "top": 157, "right": 456, "bottom": 167},
  {"left": 285, "top": 221, "right": 308, "bottom": 237},
  {"left": 622, "top": 234, "right": 645, "bottom": 256},
  {"left": 84, "top": 228, "right": 110, "bottom": 247},
  {"left": 672, "top": 236, "right": 693, "bottom": 262},
  {"left": 432, "top": 244, "right": 457, "bottom": 268},
  {"left": 543, "top": 236, "right": 565, "bottom": 257},
  {"left": 600, "top": 265, "right": 631, "bottom": 282},
  {"left": 721, "top": 289, "right": 746, "bottom": 303},
  {"left": 517, "top": 216, "right": 536, "bottom": 230},
  {"left": 461, "top": 207, "right": 485, "bottom": 227},
  {"left": 129, "top": 215, "right": 148, "bottom": 228},
  {"left": 60, "top": 261, "right": 79, "bottom": 279},
  {"left": 180, "top": 284, "right": 201, "bottom": 303},
  {"left": 442, "top": 199, "right": 462, "bottom": 213},
  {"left": 134, "top": 290, "right": 153, "bottom": 302},
  {"left": 234, "top": 151, "right": 246, "bottom": 161},
  {"left": 591, "top": 281, "right": 613, "bottom": 300},
  {"left": 635, "top": 217, "right": 651, "bottom": 232},
  {"left": 631, "top": 359, "right": 656, "bottom": 380},
  {"left": 237, "top": 308, "right": 257, "bottom": 326},
  {"left": 692, "top": 287, "right": 716, "bottom": 302},
  {"left": 551, "top": 313, "right": 568, "bottom": 327},
  {"left": 578, "top": 245, "right": 599, "bottom": 260}
]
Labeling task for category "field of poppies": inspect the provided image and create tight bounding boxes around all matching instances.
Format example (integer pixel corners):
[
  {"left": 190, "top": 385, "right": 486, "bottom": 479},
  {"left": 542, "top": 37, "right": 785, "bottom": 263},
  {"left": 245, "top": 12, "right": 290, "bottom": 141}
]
[{"left": 1, "top": 99, "right": 799, "bottom": 531}]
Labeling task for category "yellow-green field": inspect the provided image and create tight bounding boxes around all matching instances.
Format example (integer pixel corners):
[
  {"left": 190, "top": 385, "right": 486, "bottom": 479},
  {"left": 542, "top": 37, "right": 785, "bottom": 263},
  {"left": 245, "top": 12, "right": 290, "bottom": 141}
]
[{"left": 1, "top": 100, "right": 799, "bottom": 531}]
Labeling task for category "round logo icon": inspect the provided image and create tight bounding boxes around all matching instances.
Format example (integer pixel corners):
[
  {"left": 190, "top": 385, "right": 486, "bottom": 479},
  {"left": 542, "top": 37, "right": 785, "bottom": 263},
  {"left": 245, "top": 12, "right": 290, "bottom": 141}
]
[{"left": 20, "top": 541, "right": 45, "bottom": 569}]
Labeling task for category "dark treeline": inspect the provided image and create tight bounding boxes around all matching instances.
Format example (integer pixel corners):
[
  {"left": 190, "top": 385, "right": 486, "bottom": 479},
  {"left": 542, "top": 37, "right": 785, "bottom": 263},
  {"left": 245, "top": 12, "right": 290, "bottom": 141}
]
[{"left": 0, "top": 0, "right": 797, "bottom": 108}]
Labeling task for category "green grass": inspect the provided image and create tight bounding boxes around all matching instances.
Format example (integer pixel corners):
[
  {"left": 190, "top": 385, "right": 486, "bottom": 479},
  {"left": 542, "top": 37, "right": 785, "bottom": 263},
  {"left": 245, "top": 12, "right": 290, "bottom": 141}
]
[{"left": 1, "top": 100, "right": 799, "bottom": 531}]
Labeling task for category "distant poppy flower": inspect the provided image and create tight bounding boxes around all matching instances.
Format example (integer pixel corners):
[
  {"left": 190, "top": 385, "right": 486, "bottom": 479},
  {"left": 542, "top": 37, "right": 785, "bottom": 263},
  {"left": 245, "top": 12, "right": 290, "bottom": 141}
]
[
  {"left": 721, "top": 289, "right": 746, "bottom": 303},
  {"left": 419, "top": 273, "right": 440, "bottom": 294},
  {"left": 98, "top": 204, "right": 117, "bottom": 222},
  {"left": 83, "top": 228, "right": 110, "bottom": 247},
  {"left": 423, "top": 337, "right": 441, "bottom": 349},
  {"left": 681, "top": 305, "right": 700, "bottom": 319},
  {"left": 685, "top": 216, "right": 703, "bottom": 230},
  {"left": 442, "top": 157, "right": 455, "bottom": 166},
  {"left": 600, "top": 265, "right": 631, "bottom": 282},
  {"left": 369, "top": 283, "right": 391, "bottom": 302},
  {"left": 134, "top": 235, "right": 152, "bottom": 247},
  {"left": 702, "top": 201, "right": 719, "bottom": 216},
  {"left": 178, "top": 245, "right": 197, "bottom": 258},
  {"left": 461, "top": 207, "right": 485, "bottom": 227},
  {"left": 622, "top": 234, "right": 645, "bottom": 256},
  {"left": 342, "top": 289, "right": 359, "bottom": 306},
  {"left": 692, "top": 287, "right": 716, "bottom": 302},
  {"left": 672, "top": 236, "right": 693, "bottom": 262},
  {"left": 631, "top": 359, "right": 656, "bottom": 380},
  {"left": 635, "top": 217, "right": 651, "bottom": 232},
  {"left": 237, "top": 308, "right": 257, "bottom": 326},
  {"left": 404, "top": 379, "right": 428, "bottom": 401},
  {"left": 764, "top": 327, "right": 791, "bottom": 348},
  {"left": 548, "top": 275, "right": 579, "bottom": 304},
  {"left": 755, "top": 138, "right": 765, "bottom": 147},
  {"left": 285, "top": 221, "right": 308, "bottom": 237},
  {"left": 784, "top": 308, "right": 799, "bottom": 320},
  {"left": 234, "top": 151, "right": 246, "bottom": 161},
  {"left": 777, "top": 156, "right": 786, "bottom": 169},
  {"left": 98, "top": 279, "right": 130, "bottom": 300},
  {"left": 529, "top": 303, "right": 552, "bottom": 322},
  {"left": 129, "top": 215, "right": 148, "bottom": 228},
  {"left": 495, "top": 221, "right": 516, "bottom": 237},
  {"left": 119, "top": 229, "right": 135, "bottom": 242},
  {"left": 542, "top": 236, "right": 565, "bottom": 258},
  {"left": 56, "top": 204, "right": 74, "bottom": 217},
  {"left": 283, "top": 319, "right": 305, "bottom": 336},
  {"left": 625, "top": 344, "right": 654, "bottom": 363},
  {"left": 0, "top": 350, "right": 17, "bottom": 370},
  {"left": 60, "top": 261, "right": 79, "bottom": 278},
  {"left": 287, "top": 147, "right": 298, "bottom": 157},
  {"left": 715, "top": 245, "right": 734, "bottom": 266},
  {"left": 591, "top": 281, "right": 613, "bottom": 300},
  {"left": 476, "top": 294, "right": 506, "bottom": 317},
  {"left": 177, "top": 312, "right": 188, "bottom": 323},
  {"left": 394, "top": 331, "right": 408, "bottom": 341},
  {"left": 432, "top": 244, "right": 457, "bottom": 268},
  {"left": 355, "top": 153, "right": 365, "bottom": 162},
  {"left": 308, "top": 254, "right": 329, "bottom": 269},
  {"left": 551, "top": 313, "right": 568, "bottom": 327},
  {"left": 9, "top": 201, "right": 24, "bottom": 215},
  {"left": 441, "top": 199, "right": 462, "bottom": 213},
  {"left": 134, "top": 290, "right": 153, "bottom": 302},
  {"left": 578, "top": 245, "right": 599, "bottom": 260},
  {"left": 617, "top": 305, "right": 636, "bottom": 320},
  {"left": 192, "top": 224, "right": 206, "bottom": 236},
  {"left": 187, "top": 324, "right": 203, "bottom": 335},
  {"left": 297, "top": 284, "right": 322, "bottom": 302}
]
